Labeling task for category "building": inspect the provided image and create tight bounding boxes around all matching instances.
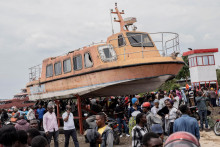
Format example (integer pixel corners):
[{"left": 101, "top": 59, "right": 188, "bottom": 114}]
[{"left": 183, "top": 48, "right": 218, "bottom": 90}]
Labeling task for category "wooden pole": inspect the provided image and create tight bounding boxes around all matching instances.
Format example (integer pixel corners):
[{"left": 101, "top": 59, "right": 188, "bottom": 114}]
[
  {"left": 76, "top": 95, "right": 84, "bottom": 135},
  {"left": 55, "top": 100, "right": 60, "bottom": 127}
]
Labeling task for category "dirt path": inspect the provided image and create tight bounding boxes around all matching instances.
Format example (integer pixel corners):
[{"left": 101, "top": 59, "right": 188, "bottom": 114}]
[{"left": 51, "top": 130, "right": 220, "bottom": 147}]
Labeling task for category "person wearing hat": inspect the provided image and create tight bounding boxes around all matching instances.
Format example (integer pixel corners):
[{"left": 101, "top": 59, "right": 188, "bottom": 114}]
[
  {"left": 151, "top": 124, "right": 164, "bottom": 142},
  {"left": 142, "top": 102, "right": 162, "bottom": 132},
  {"left": 164, "top": 132, "right": 200, "bottom": 147},
  {"left": 128, "top": 97, "right": 142, "bottom": 136}
]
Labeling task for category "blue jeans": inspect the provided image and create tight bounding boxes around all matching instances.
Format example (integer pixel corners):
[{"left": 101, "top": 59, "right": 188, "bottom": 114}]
[
  {"left": 198, "top": 110, "right": 208, "bottom": 129},
  {"left": 117, "top": 118, "right": 129, "bottom": 134}
]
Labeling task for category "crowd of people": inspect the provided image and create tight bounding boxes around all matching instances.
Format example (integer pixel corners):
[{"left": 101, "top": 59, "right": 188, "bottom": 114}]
[{"left": 0, "top": 87, "right": 219, "bottom": 147}]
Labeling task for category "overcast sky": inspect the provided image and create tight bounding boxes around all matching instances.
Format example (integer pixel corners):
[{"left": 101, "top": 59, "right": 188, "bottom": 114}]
[{"left": 0, "top": 0, "right": 219, "bottom": 99}]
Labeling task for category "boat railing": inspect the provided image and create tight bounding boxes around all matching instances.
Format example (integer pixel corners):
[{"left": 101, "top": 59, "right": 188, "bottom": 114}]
[
  {"left": 29, "top": 64, "right": 41, "bottom": 82},
  {"left": 109, "top": 32, "right": 180, "bottom": 59}
]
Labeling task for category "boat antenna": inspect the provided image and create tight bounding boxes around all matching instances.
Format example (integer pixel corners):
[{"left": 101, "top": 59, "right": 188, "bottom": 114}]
[
  {"left": 111, "top": 3, "right": 127, "bottom": 32},
  {"left": 110, "top": 9, "right": 114, "bottom": 34}
]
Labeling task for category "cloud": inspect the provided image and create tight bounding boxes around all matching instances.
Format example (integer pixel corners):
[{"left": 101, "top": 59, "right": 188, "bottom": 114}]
[{"left": 0, "top": 0, "right": 220, "bottom": 99}]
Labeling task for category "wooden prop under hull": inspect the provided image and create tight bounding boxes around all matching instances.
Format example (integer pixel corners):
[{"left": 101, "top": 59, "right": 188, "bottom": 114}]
[{"left": 28, "top": 61, "right": 184, "bottom": 100}]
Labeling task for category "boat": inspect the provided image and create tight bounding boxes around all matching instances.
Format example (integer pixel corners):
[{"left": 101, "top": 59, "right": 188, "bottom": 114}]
[
  {"left": 26, "top": 4, "right": 184, "bottom": 101},
  {"left": 0, "top": 88, "right": 35, "bottom": 109}
]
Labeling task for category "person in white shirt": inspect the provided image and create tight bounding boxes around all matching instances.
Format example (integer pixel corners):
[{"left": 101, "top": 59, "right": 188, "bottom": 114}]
[
  {"left": 171, "top": 92, "right": 180, "bottom": 109},
  {"left": 165, "top": 100, "right": 178, "bottom": 135},
  {"left": 151, "top": 99, "right": 160, "bottom": 115},
  {"left": 27, "top": 106, "right": 36, "bottom": 121},
  {"left": 62, "top": 105, "right": 79, "bottom": 147}
]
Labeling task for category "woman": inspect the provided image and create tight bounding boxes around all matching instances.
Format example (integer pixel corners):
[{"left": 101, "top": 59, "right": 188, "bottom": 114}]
[
  {"left": 128, "top": 98, "right": 142, "bottom": 135},
  {"left": 165, "top": 100, "right": 178, "bottom": 135},
  {"left": 132, "top": 113, "right": 148, "bottom": 147}
]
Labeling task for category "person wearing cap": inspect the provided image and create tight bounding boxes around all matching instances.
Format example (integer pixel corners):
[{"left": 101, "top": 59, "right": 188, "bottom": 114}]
[
  {"left": 164, "top": 131, "right": 200, "bottom": 147},
  {"left": 151, "top": 99, "right": 160, "bottom": 115},
  {"left": 151, "top": 124, "right": 164, "bottom": 142},
  {"left": 128, "top": 97, "right": 142, "bottom": 136},
  {"left": 142, "top": 102, "right": 162, "bottom": 131},
  {"left": 173, "top": 105, "right": 200, "bottom": 140}
]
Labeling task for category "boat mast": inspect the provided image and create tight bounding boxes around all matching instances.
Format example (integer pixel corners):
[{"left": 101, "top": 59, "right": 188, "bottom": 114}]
[{"left": 111, "top": 3, "right": 128, "bottom": 32}]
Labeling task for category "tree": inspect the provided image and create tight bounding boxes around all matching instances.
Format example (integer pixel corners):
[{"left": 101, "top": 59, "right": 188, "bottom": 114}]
[
  {"left": 217, "top": 68, "right": 220, "bottom": 86},
  {"left": 175, "top": 56, "right": 190, "bottom": 81}
]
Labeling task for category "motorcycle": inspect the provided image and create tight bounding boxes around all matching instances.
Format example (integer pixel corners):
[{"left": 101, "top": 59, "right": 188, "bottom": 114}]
[
  {"left": 107, "top": 117, "right": 120, "bottom": 145},
  {"left": 189, "top": 106, "right": 200, "bottom": 120},
  {"left": 214, "top": 119, "right": 220, "bottom": 136}
]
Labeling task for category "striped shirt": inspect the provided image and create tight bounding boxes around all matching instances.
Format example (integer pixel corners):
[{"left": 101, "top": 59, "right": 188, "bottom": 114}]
[{"left": 132, "top": 125, "right": 148, "bottom": 147}]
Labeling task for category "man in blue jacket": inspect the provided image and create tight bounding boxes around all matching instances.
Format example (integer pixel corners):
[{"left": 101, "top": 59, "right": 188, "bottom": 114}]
[{"left": 173, "top": 105, "right": 200, "bottom": 140}]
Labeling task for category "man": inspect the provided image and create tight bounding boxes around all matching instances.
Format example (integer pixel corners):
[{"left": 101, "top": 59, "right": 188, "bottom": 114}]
[
  {"left": 132, "top": 113, "right": 148, "bottom": 147},
  {"left": 114, "top": 102, "right": 130, "bottom": 137},
  {"left": 151, "top": 99, "right": 160, "bottom": 115},
  {"left": 95, "top": 112, "right": 113, "bottom": 147},
  {"left": 30, "top": 119, "right": 47, "bottom": 139},
  {"left": 37, "top": 105, "right": 46, "bottom": 130},
  {"left": 142, "top": 132, "right": 163, "bottom": 147},
  {"left": 27, "top": 105, "right": 36, "bottom": 121},
  {"left": 62, "top": 105, "right": 79, "bottom": 147},
  {"left": 27, "top": 128, "right": 41, "bottom": 146},
  {"left": 15, "top": 115, "right": 30, "bottom": 131},
  {"left": 0, "top": 109, "right": 8, "bottom": 124},
  {"left": 10, "top": 107, "right": 20, "bottom": 123},
  {"left": 15, "top": 130, "right": 28, "bottom": 147},
  {"left": 0, "top": 125, "right": 18, "bottom": 147},
  {"left": 43, "top": 105, "right": 59, "bottom": 147},
  {"left": 142, "top": 102, "right": 162, "bottom": 131},
  {"left": 173, "top": 105, "right": 200, "bottom": 140},
  {"left": 151, "top": 124, "right": 164, "bottom": 143},
  {"left": 195, "top": 91, "right": 209, "bottom": 131},
  {"left": 164, "top": 132, "right": 200, "bottom": 147},
  {"left": 208, "top": 87, "right": 217, "bottom": 107},
  {"left": 171, "top": 91, "right": 180, "bottom": 109},
  {"left": 31, "top": 136, "right": 49, "bottom": 147}
]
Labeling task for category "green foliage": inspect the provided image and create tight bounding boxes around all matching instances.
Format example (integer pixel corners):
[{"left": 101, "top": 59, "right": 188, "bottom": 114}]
[
  {"left": 176, "top": 56, "right": 190, "bottom": 80},
  {"left": 158, "top": 79, "right": 180, "bottom": 92},
  {"left": 217, "top": 68, "right": 220, "bottom": 86}
]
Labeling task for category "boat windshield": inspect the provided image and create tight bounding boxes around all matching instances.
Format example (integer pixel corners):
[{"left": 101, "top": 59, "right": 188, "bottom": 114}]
[{"left": 126, "top": 32, "right": 154, "bottom": 47}]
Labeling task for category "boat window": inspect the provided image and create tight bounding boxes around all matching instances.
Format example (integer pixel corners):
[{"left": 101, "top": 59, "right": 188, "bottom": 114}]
[
  {"left": 126, "top": 33, "right": 154, "bottom": 47},
  {"left": 203, "top": 56, "right": 208, "bottom": 65},
  {"left": 118, "top": 34, "right": 126, "bottom": 47},
  {"left": 73, "top": 55, "right": 82, "bottom": 70},
  {"left": 98, "top": 44, "right": 117, "bottom": 62},
  {"left": 84, "top": 52, "right": 93, "bottom": 68},
  {"left": 197, "top": 57, "right": 203, "bottom": 66},
  {"left": 46, "top": 64, "right": 53, "bottom": 78},
  {"left": 209, "top": 56, "right": 214, "bottom": 65},
  {"left": 63, "top": 58, "right": 71, "bottom": 73},
  {"left": 54, "top": 61, "right": 62, "bottom": 76}
]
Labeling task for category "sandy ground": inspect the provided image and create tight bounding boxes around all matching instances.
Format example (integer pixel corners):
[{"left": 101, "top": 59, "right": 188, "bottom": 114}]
[{"left": 50, "top": 130, "right": 220, "bottom": 147}]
